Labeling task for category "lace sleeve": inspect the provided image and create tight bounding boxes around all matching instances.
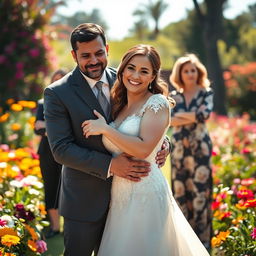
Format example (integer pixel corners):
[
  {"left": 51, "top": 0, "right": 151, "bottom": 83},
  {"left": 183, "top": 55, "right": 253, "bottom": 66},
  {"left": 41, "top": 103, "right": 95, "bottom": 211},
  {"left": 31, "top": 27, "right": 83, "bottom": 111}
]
[{"left": 139, "top": 94, "right": 170, "bottom": 116}]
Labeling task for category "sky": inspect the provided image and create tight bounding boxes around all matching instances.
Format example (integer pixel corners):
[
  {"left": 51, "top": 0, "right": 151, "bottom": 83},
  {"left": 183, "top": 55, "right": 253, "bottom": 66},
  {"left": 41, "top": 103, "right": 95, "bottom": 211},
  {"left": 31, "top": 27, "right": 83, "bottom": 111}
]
[{"left": 58, "top": 0, "right": 256, "bottom": 40}]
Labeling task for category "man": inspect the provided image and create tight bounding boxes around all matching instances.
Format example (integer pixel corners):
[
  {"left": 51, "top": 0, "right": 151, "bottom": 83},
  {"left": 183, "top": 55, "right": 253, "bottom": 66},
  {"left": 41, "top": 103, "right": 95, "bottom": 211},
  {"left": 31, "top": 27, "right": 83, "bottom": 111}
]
[{"left": 44, "top": 23, "right": 168, "bottom": 256}]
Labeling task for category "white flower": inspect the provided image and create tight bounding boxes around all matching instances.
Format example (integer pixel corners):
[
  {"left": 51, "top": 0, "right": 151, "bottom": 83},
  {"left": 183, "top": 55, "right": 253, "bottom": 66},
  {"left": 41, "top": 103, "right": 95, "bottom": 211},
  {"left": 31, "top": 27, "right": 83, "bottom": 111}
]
[
  {"left": 29, "top": 189, "right": 40, "bottom": 196},
  {"left": 9, "top": 180, "right": 23, "bottom": 188},
  {"left": 0, "top": 162, "right": 7, "bottom": 168},
  {"left": 4, "top": 191, "right": 14, "bottom": 197},
  {"left": 1, "top": 215, "right": 15, "bottom": 227}
]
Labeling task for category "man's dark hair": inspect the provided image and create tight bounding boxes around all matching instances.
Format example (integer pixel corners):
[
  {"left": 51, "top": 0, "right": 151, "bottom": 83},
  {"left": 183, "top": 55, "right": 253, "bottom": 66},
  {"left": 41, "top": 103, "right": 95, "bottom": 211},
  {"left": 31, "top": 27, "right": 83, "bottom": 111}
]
[{"left": 70, "top": 23, "right": 107, "bottom": 51}]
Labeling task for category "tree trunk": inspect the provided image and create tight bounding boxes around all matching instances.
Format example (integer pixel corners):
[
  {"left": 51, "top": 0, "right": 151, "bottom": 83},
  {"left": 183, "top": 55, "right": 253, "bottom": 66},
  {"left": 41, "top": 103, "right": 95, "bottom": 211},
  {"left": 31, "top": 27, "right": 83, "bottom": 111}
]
[{"left": 193, "top": 0, "right": 227, "bottom": 115}]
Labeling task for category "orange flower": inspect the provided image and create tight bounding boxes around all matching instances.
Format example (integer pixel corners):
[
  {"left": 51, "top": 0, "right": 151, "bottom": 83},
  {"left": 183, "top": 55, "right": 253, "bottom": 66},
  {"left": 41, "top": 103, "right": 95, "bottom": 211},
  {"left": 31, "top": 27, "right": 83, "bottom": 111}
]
[
  {"left": 10, "top": 103, "right": 23, "bottom": 112},
  {"left": 218, "top": 230, "right": 230, "bottom": 241},
  {"left": 28, "top": 116, "right": 36, "bottom": 128},
  {"left": 232, "top": 216, "right": 244, "bottom": 225},
  {"left": 211, "top": 236, "right": 222, "bottom": 247},
  {"left": 25, "top": 224, "right": 39, "bottom": 240},
  {"left": 18, "top": 101, "right": 36, "bottom": 109},
  {"left": 0, "top": 113, "right": 10, "bottom": 123},
  {"left": 0, "top": 227, "right": 18, "bottom": 237},
  {"left": 6, "top": 98, "right": 15, "bottom": 105},
  {"left": 28, "top": 239, "right": 37, "bottom": 252},
  {"left": 11, "top": 123, "right": 21, "bottom": 131}
]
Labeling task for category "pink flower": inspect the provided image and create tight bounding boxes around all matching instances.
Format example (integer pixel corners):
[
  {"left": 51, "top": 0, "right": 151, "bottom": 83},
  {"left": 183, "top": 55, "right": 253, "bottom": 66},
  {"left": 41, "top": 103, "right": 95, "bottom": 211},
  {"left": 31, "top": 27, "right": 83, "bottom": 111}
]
[
  {"left": 250, "top": 227, "right": 256, "bottom": 239},
  {"left": 15, "top": 70, "right": 24, "bottom": 79},
  {"left": 242, "top": 148, "right": 251, "bottom": 154},
  {"left": 16, "top": 62, "right": 24, "bottom": 70},
  {"left": 29, "top": 48, "right": 40, "bottom": 58},
  {"left": 233, "top": 178, "right": 241, "bottom": 185},
  {"left": 0, "top": 55, "right": 7, "bottom": 64},
  {"left": 36, "top": 240, "right": 47, "bottom": 253},
  {"left": 0, "top": 219, "right": 7, "bottom": 226}
]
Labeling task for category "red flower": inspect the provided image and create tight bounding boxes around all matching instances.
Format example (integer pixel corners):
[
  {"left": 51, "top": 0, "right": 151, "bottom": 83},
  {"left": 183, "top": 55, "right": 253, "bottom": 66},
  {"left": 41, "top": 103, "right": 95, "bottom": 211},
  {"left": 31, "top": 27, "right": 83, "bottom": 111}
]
[
  {"left": 212, "top": 201, "right": 221, "bottom": 210},
  {"left": 237, "top": 189, "right": 254, "bottom": 200},
  {"left": 245, "top": 199, "right": 256, "bottom": 208},
  {"left": 241, "top": 178, "right": 255, "bottom": 186}
]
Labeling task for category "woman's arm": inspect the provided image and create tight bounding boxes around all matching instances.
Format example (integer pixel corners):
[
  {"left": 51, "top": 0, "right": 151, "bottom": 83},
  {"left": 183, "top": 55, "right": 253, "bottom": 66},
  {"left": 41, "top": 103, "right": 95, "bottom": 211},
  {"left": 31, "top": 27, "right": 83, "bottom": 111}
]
[
  {"left": 171, "top": 111, "right": 196, "bottom": 126},
  {"left": 82, "top": 106, "right": 169, "bottom": 159}
]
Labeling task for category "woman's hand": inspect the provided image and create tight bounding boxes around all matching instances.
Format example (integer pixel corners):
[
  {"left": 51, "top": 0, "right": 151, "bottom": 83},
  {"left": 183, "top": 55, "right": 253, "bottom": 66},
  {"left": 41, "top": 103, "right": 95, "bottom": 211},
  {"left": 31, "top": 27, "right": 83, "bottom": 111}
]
[{"left": 81, "top": 110, "right": 107, "bottom": 138}]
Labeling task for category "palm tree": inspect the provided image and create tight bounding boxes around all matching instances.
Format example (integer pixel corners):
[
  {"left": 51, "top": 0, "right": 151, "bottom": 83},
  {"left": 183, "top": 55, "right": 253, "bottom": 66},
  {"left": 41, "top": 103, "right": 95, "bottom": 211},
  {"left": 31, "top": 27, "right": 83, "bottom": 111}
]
[{"left": 133, "top": 0, "right": 168, "bottom": 39}]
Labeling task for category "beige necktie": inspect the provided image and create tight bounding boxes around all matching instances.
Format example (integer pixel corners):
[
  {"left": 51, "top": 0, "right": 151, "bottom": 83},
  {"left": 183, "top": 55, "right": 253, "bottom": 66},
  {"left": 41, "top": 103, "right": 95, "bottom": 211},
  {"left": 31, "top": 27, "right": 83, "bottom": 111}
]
[{"left": 95, "top": 81, "right": 110, "bottom": 117}]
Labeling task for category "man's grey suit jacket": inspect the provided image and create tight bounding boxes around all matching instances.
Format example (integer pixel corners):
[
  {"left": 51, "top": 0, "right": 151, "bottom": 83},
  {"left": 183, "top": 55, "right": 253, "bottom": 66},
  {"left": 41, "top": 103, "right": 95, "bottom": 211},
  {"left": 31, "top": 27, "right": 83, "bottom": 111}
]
[{"left": 44, "top": 66, "right": 116, "bottom": 222}]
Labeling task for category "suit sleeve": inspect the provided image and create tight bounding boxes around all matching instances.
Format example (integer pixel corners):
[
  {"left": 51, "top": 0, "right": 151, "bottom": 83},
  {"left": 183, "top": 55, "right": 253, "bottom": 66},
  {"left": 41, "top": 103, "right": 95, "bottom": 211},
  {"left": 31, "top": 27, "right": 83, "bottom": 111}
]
[{"left": 43, "top": 87, "right": 112, "bottom": 180}]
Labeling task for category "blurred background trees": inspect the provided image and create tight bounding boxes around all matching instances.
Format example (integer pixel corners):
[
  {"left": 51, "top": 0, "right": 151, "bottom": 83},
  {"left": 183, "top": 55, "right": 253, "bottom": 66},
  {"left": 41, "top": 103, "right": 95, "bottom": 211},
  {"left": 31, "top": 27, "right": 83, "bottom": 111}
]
[{"left": 0, "top": 0, "right": 256, "bottom": 118}]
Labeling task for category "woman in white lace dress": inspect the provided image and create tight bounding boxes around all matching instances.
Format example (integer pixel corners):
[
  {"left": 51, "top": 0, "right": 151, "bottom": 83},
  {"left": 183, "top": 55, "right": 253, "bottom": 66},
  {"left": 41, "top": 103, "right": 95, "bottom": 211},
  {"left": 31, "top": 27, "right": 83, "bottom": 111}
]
[{"left": 82, "top": 44, "right": 210, "bottom": 256}]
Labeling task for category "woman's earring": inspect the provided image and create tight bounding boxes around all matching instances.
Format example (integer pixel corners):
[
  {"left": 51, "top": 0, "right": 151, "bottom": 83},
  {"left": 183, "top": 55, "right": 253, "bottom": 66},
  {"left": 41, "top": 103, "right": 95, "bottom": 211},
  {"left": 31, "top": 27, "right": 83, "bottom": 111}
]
[{"left": 148, "top": 83, "right": 152, "bottom": 90}]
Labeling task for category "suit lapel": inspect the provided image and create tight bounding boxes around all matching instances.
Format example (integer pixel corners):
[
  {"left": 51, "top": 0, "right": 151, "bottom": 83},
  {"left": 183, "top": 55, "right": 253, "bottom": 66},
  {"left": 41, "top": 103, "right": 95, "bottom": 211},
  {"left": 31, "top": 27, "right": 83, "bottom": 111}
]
[
  {"left": 70, "top": 67, "right": 104, "bottom": 116},
  {"left": 70, "top": 67, "right": 116, "bottom": 121}
]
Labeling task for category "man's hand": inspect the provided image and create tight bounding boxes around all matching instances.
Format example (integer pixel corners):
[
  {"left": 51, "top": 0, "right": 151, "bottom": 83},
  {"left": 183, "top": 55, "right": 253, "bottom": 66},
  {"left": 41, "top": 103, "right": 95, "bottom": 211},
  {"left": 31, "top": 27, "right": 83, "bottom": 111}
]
[
  {"left": 35, "top": 120, "right": 46, "bottom": 130},
  {"left": 110, "top": 153, "right": 151, "bottom": 182},
  {"left": 156, "top": 138, "right": 170, "bottom": 168}
]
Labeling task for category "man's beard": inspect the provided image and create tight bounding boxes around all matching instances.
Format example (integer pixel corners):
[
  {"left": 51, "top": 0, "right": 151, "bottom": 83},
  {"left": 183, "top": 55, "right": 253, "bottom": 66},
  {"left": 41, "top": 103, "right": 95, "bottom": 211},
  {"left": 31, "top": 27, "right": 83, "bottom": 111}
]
[{"left": 81, "top": 63, "right": 104, "bottom": 79}]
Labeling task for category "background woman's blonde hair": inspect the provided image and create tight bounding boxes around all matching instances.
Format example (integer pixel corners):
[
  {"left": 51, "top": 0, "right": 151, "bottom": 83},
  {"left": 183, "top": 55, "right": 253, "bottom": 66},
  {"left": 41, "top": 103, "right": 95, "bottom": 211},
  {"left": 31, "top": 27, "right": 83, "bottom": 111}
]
[{"left": 169, "top": 53, "right": 210, "bottom": 90}]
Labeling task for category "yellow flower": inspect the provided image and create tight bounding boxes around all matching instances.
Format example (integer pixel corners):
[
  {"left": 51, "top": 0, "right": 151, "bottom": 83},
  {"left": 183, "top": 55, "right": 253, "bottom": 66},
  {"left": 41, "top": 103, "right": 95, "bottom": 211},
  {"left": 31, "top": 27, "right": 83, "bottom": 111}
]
[
  {"left": 1, "top": 234, "right": 20, "bottom": 247},
  {"left": 0, "top": 113, "right": 10, "bottom": 123},
  {"left": 28, "top": 239, "right": 37, "bottom": 251},
  {"left": 11, "top": 123, "right": 21, "bottom": 131},
  {"left": 10, "top": 103, "right": 23, "bottom": 112}
]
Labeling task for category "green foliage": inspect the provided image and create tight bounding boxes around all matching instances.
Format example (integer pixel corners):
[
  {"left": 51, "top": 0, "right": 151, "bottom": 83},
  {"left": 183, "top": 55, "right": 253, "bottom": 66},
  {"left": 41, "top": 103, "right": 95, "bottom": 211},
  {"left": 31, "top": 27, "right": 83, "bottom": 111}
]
[
  {"left": 0, "top": 0, "right": 57, "bottom": 112},
  {"left": 108, "top": 35, "right": 181, "bottom": 69}
]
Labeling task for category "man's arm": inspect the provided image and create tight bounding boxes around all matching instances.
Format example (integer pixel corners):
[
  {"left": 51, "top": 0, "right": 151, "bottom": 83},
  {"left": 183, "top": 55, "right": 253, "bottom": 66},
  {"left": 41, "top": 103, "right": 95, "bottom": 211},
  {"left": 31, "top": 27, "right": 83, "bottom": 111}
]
[{"left": 44, "top": 87, "right": 112, "bottom": 180}]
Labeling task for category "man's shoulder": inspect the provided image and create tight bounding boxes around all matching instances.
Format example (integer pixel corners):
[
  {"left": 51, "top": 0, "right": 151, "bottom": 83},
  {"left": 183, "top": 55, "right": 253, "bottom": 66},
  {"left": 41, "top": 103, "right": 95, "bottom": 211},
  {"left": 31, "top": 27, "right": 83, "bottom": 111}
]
[{"left": 45, "top": 70, "right": 74, "bottom": 93}]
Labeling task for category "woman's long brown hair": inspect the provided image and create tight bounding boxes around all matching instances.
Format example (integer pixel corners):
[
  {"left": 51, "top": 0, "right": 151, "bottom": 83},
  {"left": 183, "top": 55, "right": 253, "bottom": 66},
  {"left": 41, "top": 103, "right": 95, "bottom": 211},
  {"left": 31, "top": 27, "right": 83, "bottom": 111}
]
[{"left": 111, "top": 44, "right": 174, "bottom": 120}]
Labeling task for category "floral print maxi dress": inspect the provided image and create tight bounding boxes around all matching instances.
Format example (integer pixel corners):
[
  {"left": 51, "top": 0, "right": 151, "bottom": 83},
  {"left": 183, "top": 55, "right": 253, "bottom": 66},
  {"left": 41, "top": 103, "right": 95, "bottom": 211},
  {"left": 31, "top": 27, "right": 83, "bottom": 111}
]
[{"left": 170, "top": 87, "right": 213, "bottom": 249}]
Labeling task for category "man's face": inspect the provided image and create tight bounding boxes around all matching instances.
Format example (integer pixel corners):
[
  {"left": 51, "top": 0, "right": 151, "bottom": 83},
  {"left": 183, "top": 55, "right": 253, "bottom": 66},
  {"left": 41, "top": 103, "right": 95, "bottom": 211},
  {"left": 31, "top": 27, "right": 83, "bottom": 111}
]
[{"left": 71, "top": 36, "right": 109, "bottom": 80}]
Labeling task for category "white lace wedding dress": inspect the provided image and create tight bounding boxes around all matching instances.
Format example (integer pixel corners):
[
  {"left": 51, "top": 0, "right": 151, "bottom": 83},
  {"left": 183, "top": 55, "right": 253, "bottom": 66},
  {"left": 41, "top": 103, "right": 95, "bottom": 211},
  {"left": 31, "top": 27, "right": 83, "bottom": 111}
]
[{"left": 98, "top": 94, "right": 210, "bottom": 256}]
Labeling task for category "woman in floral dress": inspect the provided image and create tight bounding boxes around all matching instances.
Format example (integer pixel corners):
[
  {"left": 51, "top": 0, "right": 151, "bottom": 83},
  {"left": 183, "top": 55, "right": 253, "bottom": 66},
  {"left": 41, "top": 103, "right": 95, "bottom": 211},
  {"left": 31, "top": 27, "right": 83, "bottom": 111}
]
[{"left": 169, "top": 53, "right": 213, "bottom": 250}]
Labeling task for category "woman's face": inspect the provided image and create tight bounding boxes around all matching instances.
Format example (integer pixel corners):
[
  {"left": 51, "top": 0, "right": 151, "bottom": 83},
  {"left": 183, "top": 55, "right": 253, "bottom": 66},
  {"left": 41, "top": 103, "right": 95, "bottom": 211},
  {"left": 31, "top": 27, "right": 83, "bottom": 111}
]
[
  {"left": 180, "top": 62, "right": 198, "bottom": 87},
  {"left": 122, "top": 55, "right": 155, "bottom": 94}
]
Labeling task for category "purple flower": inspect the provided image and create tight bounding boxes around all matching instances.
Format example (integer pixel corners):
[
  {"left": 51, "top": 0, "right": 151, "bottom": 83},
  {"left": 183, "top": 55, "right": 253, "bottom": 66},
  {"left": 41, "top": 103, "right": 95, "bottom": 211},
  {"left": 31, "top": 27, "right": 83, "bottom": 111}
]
[
  {"left": 15, "top": 203, "right": 25, "bottom": 211},
  {"left": 36, "top": 240, "right": 47, "bottom": 253},
  {"left": 251, "top": 227, "right": 256, "bottom": 239}
]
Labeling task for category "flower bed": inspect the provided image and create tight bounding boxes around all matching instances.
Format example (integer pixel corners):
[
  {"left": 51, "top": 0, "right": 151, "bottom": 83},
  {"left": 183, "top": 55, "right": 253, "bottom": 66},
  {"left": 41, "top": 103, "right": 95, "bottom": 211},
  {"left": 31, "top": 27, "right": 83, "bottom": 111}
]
[
  {"left": 0, "top": 145, "right": 48, "bottom": 255},
  {"left": 209, "top": 114, "right": 256, "bottom": 255}
]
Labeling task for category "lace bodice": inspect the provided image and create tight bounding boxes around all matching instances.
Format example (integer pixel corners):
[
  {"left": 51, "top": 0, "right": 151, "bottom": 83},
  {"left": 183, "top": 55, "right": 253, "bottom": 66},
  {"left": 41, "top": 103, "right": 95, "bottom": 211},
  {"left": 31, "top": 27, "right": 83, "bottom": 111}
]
[
  {"left": 102, "top": 94, "right": 171, "bottom": 210},
  {"left": 103, "top": 94, "right": 169, "bottom": 160}
]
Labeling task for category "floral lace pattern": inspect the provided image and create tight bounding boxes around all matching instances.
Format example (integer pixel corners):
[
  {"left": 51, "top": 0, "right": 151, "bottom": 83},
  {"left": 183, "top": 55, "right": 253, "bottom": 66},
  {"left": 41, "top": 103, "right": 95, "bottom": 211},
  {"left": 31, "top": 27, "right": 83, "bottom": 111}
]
[{"left": 102, "top": 94, "right": 170, "bottom": 211}]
